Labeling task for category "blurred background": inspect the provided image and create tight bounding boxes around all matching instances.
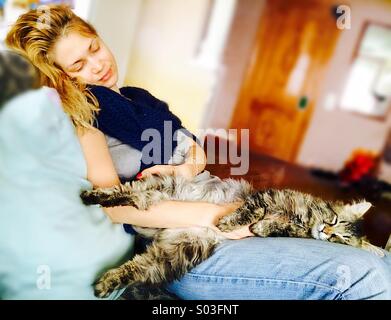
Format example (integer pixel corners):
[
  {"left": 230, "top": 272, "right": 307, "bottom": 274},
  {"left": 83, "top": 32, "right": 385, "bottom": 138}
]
[{"left": 1, "top": 0, "right": 391, "bottom": 245}]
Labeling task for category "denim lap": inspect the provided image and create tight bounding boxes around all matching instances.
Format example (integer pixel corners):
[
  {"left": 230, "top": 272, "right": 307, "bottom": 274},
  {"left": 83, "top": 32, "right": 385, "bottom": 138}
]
[{"left": 166, "top": 237, "right": 391, "bottom": 300}]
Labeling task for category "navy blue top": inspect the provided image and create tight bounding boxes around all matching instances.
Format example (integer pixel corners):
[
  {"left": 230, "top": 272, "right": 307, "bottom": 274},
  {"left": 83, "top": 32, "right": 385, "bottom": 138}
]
[
  {"left": 89, "top": 85, "right": 200, "bottom": 235},
  {"left": 89, "top": 85, "right": 199, "bottom": 173}
]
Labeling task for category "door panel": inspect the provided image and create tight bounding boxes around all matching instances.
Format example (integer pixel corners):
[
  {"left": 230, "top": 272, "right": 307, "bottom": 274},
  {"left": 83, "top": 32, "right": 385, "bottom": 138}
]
[{"left": 231, "top": 0, "right": 341, "bottom": 161}]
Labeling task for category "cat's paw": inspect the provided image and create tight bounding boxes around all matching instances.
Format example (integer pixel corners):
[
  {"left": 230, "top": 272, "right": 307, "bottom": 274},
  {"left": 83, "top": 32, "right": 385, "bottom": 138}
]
[
  {"left": 248, "top": 222, "right": 269, "bottom": 237},
  {"left": 80, "top": 188, "right": 136, "bottom": 208},
  {"left": 362, "top": 241, "right": 385, "bottom": 257},
  {"left": 94, "top": 269, "right": 124, "bottom": 298},
  {"left": 217, "top": 216, "right": 236, "bottom": 232},
  {"left": 80, "top": 190, "right": 101, "bottom": 205}
]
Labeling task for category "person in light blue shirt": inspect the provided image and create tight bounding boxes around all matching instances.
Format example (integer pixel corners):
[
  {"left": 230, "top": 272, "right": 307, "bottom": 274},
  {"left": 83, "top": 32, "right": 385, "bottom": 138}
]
[{"left": 0, "top": 51, "right": 133, "bottom": 299}]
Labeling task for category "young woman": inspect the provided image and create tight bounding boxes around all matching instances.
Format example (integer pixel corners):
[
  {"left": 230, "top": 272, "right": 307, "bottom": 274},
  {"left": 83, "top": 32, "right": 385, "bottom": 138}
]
[
  {"left": 5, "top": 5, "right": 248, "bottom": 237},
  {"left": 6, "top": 5, "right": 391, "bottom": 299}
]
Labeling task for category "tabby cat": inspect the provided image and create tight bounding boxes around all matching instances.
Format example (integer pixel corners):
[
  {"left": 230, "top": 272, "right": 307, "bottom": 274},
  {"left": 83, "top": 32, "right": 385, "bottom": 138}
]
[{"left": 80, "top": 173, "right": 384, "bottom": 298}]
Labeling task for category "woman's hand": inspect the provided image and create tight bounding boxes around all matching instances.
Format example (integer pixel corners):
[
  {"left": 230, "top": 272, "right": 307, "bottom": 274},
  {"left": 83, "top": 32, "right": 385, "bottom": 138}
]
[
  {"left": 137, "top": 140, "right": 207, "bottom": 180},
  {"left": 201, "top": 202, "right": 255, "bottom": 240},
  {"left": 137, "top": 163, "right": 197, "bottom": 180},
  {"left": 213, "top": 224, "right": 255, "bottom": 240}
]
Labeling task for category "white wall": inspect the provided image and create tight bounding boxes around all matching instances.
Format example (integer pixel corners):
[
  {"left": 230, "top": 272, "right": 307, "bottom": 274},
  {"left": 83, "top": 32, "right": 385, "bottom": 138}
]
[
  {"left": 123, "top": 0, "right": 237, "bottom": 132},
  {"left": 203, "top": 0, "right": 265, "bottom": 130},
  {"left": 297, "top": 0, "right": 391, "bottom": 180},
  {"left": 88, "top": 0, "right": 142, "bottom": 86}
]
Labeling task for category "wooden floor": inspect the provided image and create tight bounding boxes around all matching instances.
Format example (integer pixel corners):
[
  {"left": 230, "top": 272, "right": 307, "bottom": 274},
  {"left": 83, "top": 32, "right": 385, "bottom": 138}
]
[{"left": 204, "top": 137, "right": 391, "bottom": 247}]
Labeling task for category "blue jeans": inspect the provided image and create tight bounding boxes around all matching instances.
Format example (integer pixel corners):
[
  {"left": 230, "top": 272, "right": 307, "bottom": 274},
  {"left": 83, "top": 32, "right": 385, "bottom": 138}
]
[{"left": 166, "top": 238, "right": 391, "bottom": 300}]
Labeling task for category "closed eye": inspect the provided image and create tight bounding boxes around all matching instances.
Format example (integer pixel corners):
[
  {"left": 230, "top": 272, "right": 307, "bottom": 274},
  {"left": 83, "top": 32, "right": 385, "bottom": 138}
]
[
  {"left": 329, "top": 215, "right": 338, "bottom": 226},
  {"left": 91, "top": 44, "right": 100, "bottom": 53},
  {"left": 332, "top": 233, "right": 351, "bottom": 240},
  {"left": 91, "top": 39, "right": 100, "bottom": 53},
  {"left": 70, "top": 61, "right": 84, "bottom": 72}
]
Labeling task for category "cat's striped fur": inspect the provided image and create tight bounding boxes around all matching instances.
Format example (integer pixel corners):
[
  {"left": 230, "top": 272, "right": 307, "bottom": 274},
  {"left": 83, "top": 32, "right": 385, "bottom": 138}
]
[{"left": 81, "top": 174, "right": 384, "bottom": 299}]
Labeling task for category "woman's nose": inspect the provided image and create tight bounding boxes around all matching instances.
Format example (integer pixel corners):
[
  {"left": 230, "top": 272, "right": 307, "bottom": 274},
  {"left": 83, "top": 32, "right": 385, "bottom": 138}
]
[{"left": 90, "top": 59, "right": 104, "bottom": 74}]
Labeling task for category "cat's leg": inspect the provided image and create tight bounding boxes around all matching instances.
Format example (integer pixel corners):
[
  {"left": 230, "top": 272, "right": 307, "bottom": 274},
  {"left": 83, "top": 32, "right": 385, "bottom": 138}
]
[
  {"left": 80, "top": 183, "right": 137, "bottom": 207},
  {"left": 94, "top": 227, "right": 223, "bottom": 298},
  {"left": 250, "top": 219, "right": 292, "bottom": 237},
  {"left": 355, "top": 239, "right": 385, "bottom": 257},
  {"left": 80, "top": 174, "right": 177, "bottom": 209},
  {"left": 217, "top": 198, "right": 265, "bottom": 232},
  {"left": 386, "top": 234, "right": 391, "bottom": 252}
]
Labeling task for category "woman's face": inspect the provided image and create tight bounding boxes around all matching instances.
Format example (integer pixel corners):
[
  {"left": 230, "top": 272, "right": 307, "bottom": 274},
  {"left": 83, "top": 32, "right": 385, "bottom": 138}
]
[{"left": 52, "top": 32, "right": 119, "bottom": 90}]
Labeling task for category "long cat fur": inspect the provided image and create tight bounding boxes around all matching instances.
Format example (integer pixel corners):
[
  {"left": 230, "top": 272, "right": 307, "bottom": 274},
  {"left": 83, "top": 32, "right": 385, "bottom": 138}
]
[{"left": 80, "top": 173, "right": 385, "bottom": 299}]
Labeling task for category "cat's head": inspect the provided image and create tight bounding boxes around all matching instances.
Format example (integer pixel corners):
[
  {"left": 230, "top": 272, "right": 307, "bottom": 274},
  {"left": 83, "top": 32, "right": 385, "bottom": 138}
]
[{"left": 311, "top": 201, "right": 372, "bottom": 245}]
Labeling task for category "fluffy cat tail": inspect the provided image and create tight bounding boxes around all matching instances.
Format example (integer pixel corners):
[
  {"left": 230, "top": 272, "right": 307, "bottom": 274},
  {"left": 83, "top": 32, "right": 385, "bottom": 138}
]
[{"left": 386, "top": 234, "right": 391, "bottom": 252}]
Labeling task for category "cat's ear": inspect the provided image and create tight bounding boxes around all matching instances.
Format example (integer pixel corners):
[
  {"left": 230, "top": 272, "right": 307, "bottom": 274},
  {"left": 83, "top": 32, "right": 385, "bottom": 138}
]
[{"left": 346, "top": 201, "right": 372, "bottom": 218}]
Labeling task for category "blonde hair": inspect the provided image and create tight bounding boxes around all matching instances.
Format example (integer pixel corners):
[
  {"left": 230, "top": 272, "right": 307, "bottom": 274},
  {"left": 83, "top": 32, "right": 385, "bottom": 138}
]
[{"left": 6, "top": 5, "right": 100, "bottom": 129}]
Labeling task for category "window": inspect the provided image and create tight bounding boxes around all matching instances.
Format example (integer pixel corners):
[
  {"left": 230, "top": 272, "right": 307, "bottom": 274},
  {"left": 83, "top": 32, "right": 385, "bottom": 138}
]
[
  {"left": 193, "top": 0, "right": 237, "bottom": 69},
  {"left": 340, "top": 23, "right": 391, "bottom": 119}
]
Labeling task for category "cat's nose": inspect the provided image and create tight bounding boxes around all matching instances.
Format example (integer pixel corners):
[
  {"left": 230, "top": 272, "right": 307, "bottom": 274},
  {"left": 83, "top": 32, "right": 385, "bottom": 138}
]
[{"left": 323, "top": 226, "right": 332, "bottom": 235}]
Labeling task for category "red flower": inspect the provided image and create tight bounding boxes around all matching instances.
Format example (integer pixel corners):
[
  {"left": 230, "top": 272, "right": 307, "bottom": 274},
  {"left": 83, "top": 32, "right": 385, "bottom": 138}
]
[{"left": 339, "top": 149, "right": 379, "bottom": 184}]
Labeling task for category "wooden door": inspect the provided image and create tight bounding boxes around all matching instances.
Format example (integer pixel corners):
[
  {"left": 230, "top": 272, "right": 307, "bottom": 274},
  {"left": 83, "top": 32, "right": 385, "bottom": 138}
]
[{"left": 230, "top": 0, "right": 341, "bottom": 162}]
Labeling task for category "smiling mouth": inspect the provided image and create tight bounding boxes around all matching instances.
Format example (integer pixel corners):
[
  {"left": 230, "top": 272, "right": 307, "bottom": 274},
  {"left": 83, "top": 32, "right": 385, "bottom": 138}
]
[{"left": 100, "top": 68, "right": 112, "bottom": 82}]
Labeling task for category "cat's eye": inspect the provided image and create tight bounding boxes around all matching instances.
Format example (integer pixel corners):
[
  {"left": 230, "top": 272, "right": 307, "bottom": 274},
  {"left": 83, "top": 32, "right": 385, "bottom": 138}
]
[
  {"left": 330, "top": 233, "right": 350, "bottom": 240},
  {"left": 328, "top": 215, "right": 338, "bottom": 226},
  {"left": 329, "top": 234, "right": 339, "bottom": 240}
]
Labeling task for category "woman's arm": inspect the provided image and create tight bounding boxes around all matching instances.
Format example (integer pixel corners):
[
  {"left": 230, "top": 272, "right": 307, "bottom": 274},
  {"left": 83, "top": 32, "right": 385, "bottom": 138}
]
[
  {"left": 181, "top": 139, "right": 207, "bottom": 176},
  {"left": 76, "top": 128, "right": 250, "bottom": 238},
  {"left": 139, "top": 139, "right": 207, "bottom": 180},
  {"left": 103, "top": 201, "right": 239, "bottom": 229}
]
